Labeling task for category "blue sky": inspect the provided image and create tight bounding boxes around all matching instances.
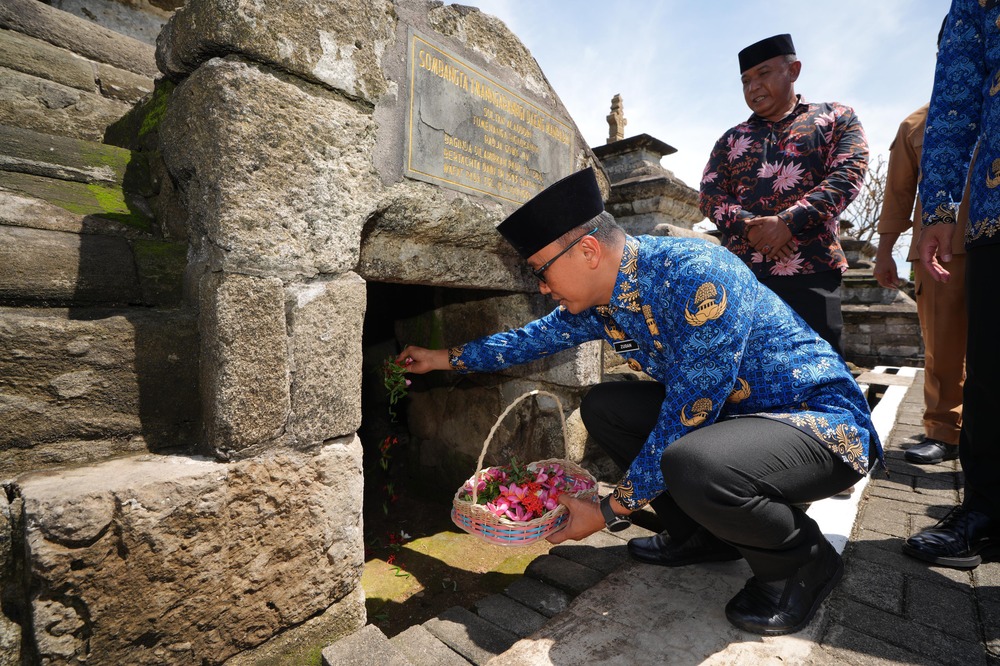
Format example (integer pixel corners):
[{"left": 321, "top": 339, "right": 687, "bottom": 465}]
[{"left": 470, "top": 0, "right": 950, "bottom": 204}]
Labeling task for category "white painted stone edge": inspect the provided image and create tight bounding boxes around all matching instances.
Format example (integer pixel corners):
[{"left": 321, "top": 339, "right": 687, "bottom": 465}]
[{"left": 808, "top": 365, "right": 920, "bottom": 553}]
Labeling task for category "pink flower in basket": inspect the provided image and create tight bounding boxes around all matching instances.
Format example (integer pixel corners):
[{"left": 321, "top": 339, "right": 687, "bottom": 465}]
[
  {"left": 458, "top": 459, "right": 595, "bottom": 523},
  {"left": 486, "top": 498, "right": 509, "bottom": 517}
]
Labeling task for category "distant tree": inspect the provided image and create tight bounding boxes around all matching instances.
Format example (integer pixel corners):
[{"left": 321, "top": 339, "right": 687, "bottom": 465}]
[{"left": 841, "top": 154, "right": 887, "bottom": 246}]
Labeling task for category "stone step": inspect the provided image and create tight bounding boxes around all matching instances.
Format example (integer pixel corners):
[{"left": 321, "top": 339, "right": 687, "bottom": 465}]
[
  {"left": 474, "top": 593, "right": 548, "bottom": 638},
  {"left": 842, "top": 275, "right": 906, "bottom": 305},
  {"left": 0, "top": 305, "right": 199, "bottom": 475},
  {"left": 0, "top": 169, "right": 155, "bottom": 237},
  {"left": 0, "top": 223, "right": 184, "bottom": 307},
  {"left": 0, "top": 175, "right": 158, "bottom": 240},
  {"left": 321, "top": 624, "right": 412, "bottom": 666},
  {"left": 501, "top": 576, "right": 572, "bottom": 619},
  {"left": 0, "top": 0, "right": 157, "bottom": 79},
  {"left": 422, "top": 606, "right": 519, "bottom": 666},
  {"left": 522, "top": 553, "right": 605, "bottom": 596},
  {"left": 0, "top": 29, "right": 153, "bottom": 105},
  {"left": 0, "top": 124, "right": 147, "bottom": 189},
  {"left": 322, "top": 525, "right": 656, "bottom": 666},
  {"left": 389, "top": 624, "right": 473, "bottom": 666}
]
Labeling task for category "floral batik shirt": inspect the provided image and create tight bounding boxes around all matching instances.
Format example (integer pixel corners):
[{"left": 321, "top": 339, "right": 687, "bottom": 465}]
[
  {"left": 919, "top": 0, "right": 1000, "bottom": 247},
  {"left": 449, "top": 235, "right": 881, "bottom": 510},
  {"left": 699, "top": 98, "right": 868, "bottom": 279}
]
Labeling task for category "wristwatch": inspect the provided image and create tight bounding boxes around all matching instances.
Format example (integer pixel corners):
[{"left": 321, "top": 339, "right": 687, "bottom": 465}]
[{"left": 599, "top": 495, "right": 632, "bottom": 532}]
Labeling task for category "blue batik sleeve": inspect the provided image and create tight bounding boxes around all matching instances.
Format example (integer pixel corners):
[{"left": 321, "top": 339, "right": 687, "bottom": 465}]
[{"left": 448, "top": 306, "right": 603, "bottom": 373}]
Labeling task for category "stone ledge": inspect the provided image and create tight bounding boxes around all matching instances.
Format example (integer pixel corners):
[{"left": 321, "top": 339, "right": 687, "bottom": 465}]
[
  {"left": 389, "top": 624, "right": 471, "bottom": 666},
  {"left": 320, "top": 624, "right": 410, "bottom": 666},
  {"left": 0, "top": 0, "right": 157, "bottom": 77},
  {"left": 423, "top": 606, "right": 518, "bottom": 666}
]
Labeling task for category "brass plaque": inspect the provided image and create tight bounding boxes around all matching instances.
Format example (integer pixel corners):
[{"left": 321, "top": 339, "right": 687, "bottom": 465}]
[{"left": 405, "top": 30, "right": 575, "bottom": 204}]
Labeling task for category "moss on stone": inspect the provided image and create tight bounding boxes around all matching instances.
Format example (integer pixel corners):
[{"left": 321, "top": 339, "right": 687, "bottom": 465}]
[
  {"left": 0, "top": 172, "right": 154, "bottom": 233},
  {"left": 77, "top": 142, "right": 132, "bottom": 183},
  {"left": 139, "top": 80, "right": 176, "bottom": 139},
  {"left": 104, "top": 79, "right": 176, "bottom": 152}
]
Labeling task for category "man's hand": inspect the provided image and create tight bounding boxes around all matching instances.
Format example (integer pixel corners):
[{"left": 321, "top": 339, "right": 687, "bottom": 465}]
[
  {"left": 545, "top": 494, "right": 605, "bottom": 544},
  {"left": 746, "top": 216, "right": 796, "bottom": 262},
  {"left": 395, "top": 345, "right": 451, "bottom": 374},
  {"left": 873, "top": 232, "right": 901, "bottom": 288},
  {"left": 917, "top": 224, "right": 954, "bottom": 283},
  {"left": 874, "top": 253, "right": 901, "bottom": 289}
]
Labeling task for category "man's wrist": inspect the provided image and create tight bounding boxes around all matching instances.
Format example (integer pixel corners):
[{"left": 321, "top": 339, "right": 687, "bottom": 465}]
[{"left": 599, "top": 495, "right": 633, "bottom": 531}]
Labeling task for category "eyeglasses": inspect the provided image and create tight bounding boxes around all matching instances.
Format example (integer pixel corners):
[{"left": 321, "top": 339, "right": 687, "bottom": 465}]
[{"left": 531, "top": 227, "right": 599, "bottom": 283}]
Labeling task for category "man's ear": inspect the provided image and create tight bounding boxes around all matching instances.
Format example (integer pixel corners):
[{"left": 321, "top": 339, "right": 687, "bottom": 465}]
[
  {"left": 788, "top": 59, "right": 802, "bottom": 82},
  {"left": 579, "top": 235, "right": 601, "bottom": 267}
]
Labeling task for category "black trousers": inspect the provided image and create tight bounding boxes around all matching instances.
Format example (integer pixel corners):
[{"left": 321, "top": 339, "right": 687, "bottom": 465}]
[
  {"left": 581, "top": 381, "right": 862, "bottom": 581},
  {"left": 961, "top": 244, "right": 1000, "bottom": 518},
  {"left": 763, "top": 270, "right": 844, "bottom": 357}
]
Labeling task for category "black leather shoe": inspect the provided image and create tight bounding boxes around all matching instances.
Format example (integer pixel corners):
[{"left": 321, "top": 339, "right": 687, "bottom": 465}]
[
  {"left": 902, "top": 506, "right": 1000, "bottom": 569},
  {"left": 627, "top": 527, "right": 742, "bottom": 567},
  {"left": 904, "top": 439, "right": 958, "bottom": 464},
  {"left": 725, "top": 541, "right": 843, "bottom": 635}
]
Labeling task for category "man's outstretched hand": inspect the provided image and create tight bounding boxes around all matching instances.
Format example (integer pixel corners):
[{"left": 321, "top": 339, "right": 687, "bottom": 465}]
[{"left": 395, "top": 345, "right": 451, "bottom": 374}]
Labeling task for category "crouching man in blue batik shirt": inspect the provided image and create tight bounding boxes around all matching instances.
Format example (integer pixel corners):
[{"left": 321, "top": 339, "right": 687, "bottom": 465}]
[{"left": 398, "top": 167, "right": 881, "bottom": 636}]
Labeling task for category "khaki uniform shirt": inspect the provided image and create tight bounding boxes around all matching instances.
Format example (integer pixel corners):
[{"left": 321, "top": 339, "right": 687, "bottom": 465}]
[{"left": 878, "top": 104, "right": 968, "bottom": 261}]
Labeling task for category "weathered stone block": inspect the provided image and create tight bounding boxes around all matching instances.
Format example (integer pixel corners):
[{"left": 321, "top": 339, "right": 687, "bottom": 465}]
[
  {"left": 358, "top": 186, "right": 520, "bottom": 292},
  {"left": 160, "top": 57, "right": 380, "bottom": 279},
  {"left": 0, "top": 307, "right": 199, "bottom": 468},
  {"left": 320, "top": 624, "right": 409, "bottom": 666},
  {"left": 0, "top": 67, "right": 132, "bottom": 142},
  {"left": 132, "top": 239, "right": 186, "bottom": 305},
  {"left": 12, "top": 440, "right": 364, "bottom": 665},
  {"left": 0, "top": 0, "right": 157, "bottom": 77},
  {"left": 286, "top": 273, "right": 366, "bottom": 446},
  {"left": 200, "top": 272, "right": 289, "bottom": 458},
  {"left": 95, "top": 61, "right": 155, "bottom": 103},
  {"left": 0, "top": 181, "right": 154, "bottom": 239},
  {"left": 156, "top": 0, "right": 394, "bottom": 105},
  {"left": 222, "top": 586, "right": 365, "bottom": 666},
  {"left": 0, "top": 28, "right": 95, "bottom": 93},
  {"left": 0, "top": 225, "right": 140, "bottom": 305}
]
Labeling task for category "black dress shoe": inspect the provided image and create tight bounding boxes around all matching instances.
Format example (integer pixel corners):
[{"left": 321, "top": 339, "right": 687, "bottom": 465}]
[
  {"left": 725, "top": 541, "right": 843, "bottom": 635},
  {"left": 902, "top": 506, "right": 1000, "bottom": 569},
  {"left": 904, "top": 439, "right": 958, "bottom": 464},
  {"left": 627, "top": 527, "right": 742, "bottom": 567}
]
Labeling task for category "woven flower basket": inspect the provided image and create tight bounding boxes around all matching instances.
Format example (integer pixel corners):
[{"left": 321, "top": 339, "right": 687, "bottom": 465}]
[{"left": 451, "top": 390, "right": 598, "bottom": 546}]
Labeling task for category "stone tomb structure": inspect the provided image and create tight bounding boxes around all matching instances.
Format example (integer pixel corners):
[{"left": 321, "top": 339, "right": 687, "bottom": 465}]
[{"left": 0, "top": 0, "right": 634, "bottom": 663}]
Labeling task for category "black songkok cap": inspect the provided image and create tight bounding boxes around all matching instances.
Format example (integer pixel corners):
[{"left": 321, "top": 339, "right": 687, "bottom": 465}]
[
  {"left": 738, "top": 34, "right": 796, "bottom": 73},
  {"left": 496, "top": 167, "right": 604, "bottom": 259}
]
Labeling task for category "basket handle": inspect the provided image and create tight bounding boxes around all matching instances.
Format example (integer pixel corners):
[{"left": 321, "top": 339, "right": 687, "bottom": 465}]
[{"left": 472, "top": 389, "right": 568, "bottom": 505}]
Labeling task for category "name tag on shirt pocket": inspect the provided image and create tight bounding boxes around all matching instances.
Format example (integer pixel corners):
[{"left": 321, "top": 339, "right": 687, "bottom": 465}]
[{"left": 612, "top": 339, "right": 640, "bottom": 353}]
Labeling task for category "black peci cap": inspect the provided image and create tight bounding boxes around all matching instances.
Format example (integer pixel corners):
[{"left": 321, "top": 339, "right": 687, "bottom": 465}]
[
  {"left": 738, "top": 33, "right": 796, "bottom": 73},
  {"left": 496, "top": 167, "right": 605, "bottom": 259}
]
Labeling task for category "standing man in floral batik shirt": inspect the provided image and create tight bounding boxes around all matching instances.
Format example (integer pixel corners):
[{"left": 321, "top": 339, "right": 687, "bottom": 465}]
[{"left": 700, "top": 34, "right": 869, "bottom": 356}]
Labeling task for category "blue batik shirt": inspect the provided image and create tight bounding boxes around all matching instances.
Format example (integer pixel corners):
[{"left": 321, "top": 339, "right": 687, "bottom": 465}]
[
  {"left": 919, "top": 0, "right": 1000, "bottom": 246},
  {"left": 449, "top": 236, "right": 881, "bottom": 510}
]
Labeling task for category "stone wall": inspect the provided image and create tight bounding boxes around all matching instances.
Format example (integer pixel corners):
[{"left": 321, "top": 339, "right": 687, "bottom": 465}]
[
  {"left": 150, "top": 0, "right": 604, "bottom": 662},
  {"left": 840, "top": 238, "right": 923, "bottom": 368}
]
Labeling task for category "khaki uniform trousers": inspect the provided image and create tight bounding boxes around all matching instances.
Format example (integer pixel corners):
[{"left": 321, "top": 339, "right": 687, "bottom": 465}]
[{"left": 914, "top": 255, "right": 966, "bottom": 445}]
